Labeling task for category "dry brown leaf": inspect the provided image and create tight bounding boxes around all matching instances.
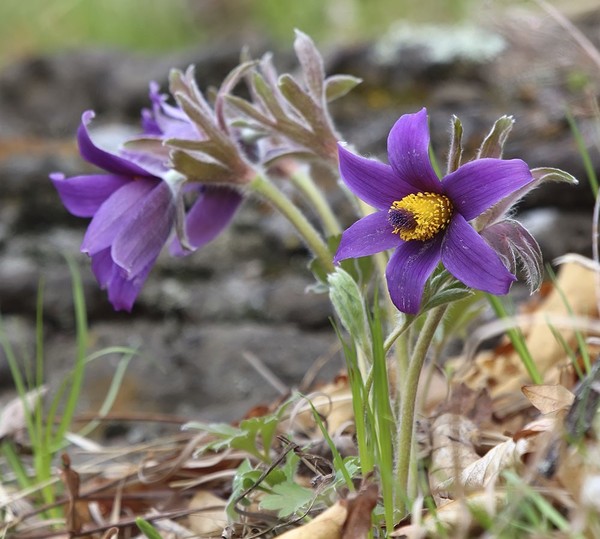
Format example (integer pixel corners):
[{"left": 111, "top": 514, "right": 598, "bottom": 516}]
[
  {"left": 428, "top": 413, "right": 480, "bottom": 505},
  {"left": 187, "top": 490, "right": 228, "bottom": 537},
  {"left": 288, "top": 378, "right": 354, "bottom": 435},
  {"left": 522, "top": 384, "right": 575, "bottom": 414},
  {"left": 457, "top": 261, "right": 599, "bottom": 398},
  {"left": 341, "top": 483, "right": 378, "bottom": 539},
  {"left": 275, "top": 501, "right": 348, "bottom": 539}
]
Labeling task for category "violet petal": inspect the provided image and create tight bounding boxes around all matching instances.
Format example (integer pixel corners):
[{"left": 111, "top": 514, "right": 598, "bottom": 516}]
[
  {"left": 77, "top": 111, "right": 152, "bottom": 177},
  {"left": 334, "top": 211, "right": 401, "bottom": 263},
  {"left": 385, "top": 234, "right": 443, "bottom": 315},
  {"left": 112, "top": 181, "right": 176, "bottom": 277},
  {"left": 441, "top": 213, "right": 516, "bottom": 295},
  {"left": 442, "top": 158, "right": 533, "bottom": 221},
  {"left": 387, "top": 108, "right": 442, "bottom": 194},
  {"left": 50, "top": 172, "right": 130, "bottom": 218},
  {"left": 176, "top": 186, "right": 243, "bottom": 253},
  {"left": 81, "top": 178, "right": 158, "bottom": 255},
  {"left": 106, "top": 261, "right": 155, "bottom": 312},
  {"left": 338, "top": 144, "right": 413, "bottom": 210},
  {"left": 90, "top": 248, "right": 114, "bottom": 288}
]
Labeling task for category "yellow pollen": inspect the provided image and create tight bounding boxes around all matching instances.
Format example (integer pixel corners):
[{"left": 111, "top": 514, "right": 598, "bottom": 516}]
[{"left": 388, "top": 192, "right": 453, "bottom": 241}]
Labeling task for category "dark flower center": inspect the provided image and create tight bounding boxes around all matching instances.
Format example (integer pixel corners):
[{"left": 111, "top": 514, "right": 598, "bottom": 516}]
[{"left": 388, "top": 192, "right": 453, "bottom": 241}]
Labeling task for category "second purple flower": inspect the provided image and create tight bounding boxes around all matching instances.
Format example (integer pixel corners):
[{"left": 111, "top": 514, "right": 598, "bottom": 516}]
[{"left": 334, "top": 108, "right": 535, "bottom": 315}]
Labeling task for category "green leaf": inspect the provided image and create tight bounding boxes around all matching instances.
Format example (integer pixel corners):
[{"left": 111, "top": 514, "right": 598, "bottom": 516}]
[
  {"left": 530, "top": 167, "right": 578, "bottom": 185},
  {"left": 184, "top": 410, "right": 283, "bottom": 461},
  {"left": 328, "top": 268, "right": 371, "bottom": 357},
  {"left": 293, "top": 29, "right": 325, "bottom": 101},
  {"left": 476, "top": 115, "right": 514, "bottom": 159},
  {"left": 446, "top": 115, "right": 463, "bottom": 173},
  {"left": 421, "top": 286, "right": 473, "bottom": 312},
  {"left": 171, "top": 151, "right": 231, "bottom": 183},
  {"left": 135, "top": 518, "right": 163, "bottom": 539},
  {"left": 259, "top": 481, "right": 314, "bottom": 518},
  {"left": 325, "top": 74, "right": 362, "bottom": 102}
]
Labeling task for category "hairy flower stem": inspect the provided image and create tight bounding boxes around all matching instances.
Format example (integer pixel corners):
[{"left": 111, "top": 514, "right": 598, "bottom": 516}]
[
  {"left": 289, "top": 168, "right": 342, "bottom": 237},
  {"left": 395, "top": 305, "right": 447, "bottom": 515},
  {"left": 249, "top": 174, "right": 335, "bottom": 274}
]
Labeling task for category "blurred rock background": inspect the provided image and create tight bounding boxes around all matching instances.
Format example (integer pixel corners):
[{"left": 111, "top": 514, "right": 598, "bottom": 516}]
[{"left": 0, "top": 0, "right": 599, "bottom": 440}]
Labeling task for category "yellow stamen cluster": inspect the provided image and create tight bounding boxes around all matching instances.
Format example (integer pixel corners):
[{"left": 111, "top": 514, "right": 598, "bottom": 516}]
[{"left": 388, "top": 192, "right": 453, "bottom": 241}]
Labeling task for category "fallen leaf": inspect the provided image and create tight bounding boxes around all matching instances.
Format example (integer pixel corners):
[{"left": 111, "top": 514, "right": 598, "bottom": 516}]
[
  {"left": 0, "top": 386, "right": 47, "bottom": 441},
  {"left": 341, "top": 483, "right": 378, "bottom": 539},
  {"left": 187, "top": 491, "right": 228, "bottom": 537},
  {"left": 392, "top": 491, "right": 507, "bottom": 537},
  {"left": 522, "top": 384, "right": 575, "bottom": 414},
  {"left": 275, "top": 501, "right": 348, "bottom": 539},
  {"left": 428, "top": 413, "right": 480, "bottom": 505}
]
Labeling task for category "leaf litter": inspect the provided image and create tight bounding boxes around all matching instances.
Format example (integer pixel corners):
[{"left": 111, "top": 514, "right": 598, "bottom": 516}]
[{"left": 3, "top": 259, "right": 600, "bottom": 537}]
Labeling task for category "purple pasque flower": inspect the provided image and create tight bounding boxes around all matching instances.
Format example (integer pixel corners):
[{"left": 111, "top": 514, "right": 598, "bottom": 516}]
[
  {"left": 334, "top": 108, "right": 535, "bottom": 314},
  {"left": 132, "top": 82, "right": 245, "bottom": 256},
  {"left": 50, "top": 111, "right": 181, "bottom": 311}
]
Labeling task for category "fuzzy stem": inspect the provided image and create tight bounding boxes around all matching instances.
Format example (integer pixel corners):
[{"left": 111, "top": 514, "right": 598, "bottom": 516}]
[
  {"left": 395, "top": 305, "right": 447, "bottom": 515},
  {"left": 249, "top": 174, "right": 335, "bottom": 274},
  {"left": 289, "top": 168, "right": 342, "bottom": 237}
]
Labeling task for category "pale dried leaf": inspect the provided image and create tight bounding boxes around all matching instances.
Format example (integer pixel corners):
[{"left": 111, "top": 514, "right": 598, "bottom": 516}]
[
  {"left": 429, "top": 413, "right": 480, "bottom": 503},
  {"left": 0, "top": 386, "right": 47, "bottom": 440},
  {"left": 458, "top": 261, "right": 599, "bottom": 398},
  {"left": 522, "top": 384, "right": 575, "bottom": 414},
  {"left": 391, "top": 491, "right": 507, "bottom": 537},
  {"left": 188, "top": 491, "right": 228, "bottom": 537},
  {"left": 439, "top": 437, "right": 530, "bottom": 493},
  {"left": 276, "top": 501, "right": 347, "bottom": 539}
]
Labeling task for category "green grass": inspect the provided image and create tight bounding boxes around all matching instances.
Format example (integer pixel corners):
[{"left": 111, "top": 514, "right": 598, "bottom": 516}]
[{"left": 0, "top": 0, "right": 480, "bottom": 68}]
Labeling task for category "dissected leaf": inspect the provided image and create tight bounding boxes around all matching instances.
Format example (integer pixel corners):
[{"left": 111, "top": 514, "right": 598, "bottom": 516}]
[
  {"left": 259, "top": 481, "right": 314, "bottom": 518},
  {"left": 293, "top": 30, "right": 325, "bottom": 101},
  {"left": 522, "top": 384, "right": 575, "bottom": 414}
]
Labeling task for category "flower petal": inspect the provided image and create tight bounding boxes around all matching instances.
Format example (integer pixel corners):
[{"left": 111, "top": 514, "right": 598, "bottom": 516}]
[
  {"left": 387, "top": 108, "right": 442, "bottom": 193},
  {"left": 81, "top": 179, "right": 158, "bottom": 255},
  {"left": 441, "top": 213, "right": 516, "bottom": 295},
  {"left": 77, "top": 111, "right": 152, "bottom": 177},
  {"left": 385, "top": 234, "right": 443, "bottom": 314},
  {"left": 90, "top": 248, "right": 114, "bottom": 287},
  {"left": 112, "top": 181, "right": 175, "bottom": 277},
  {"left": 338, "top": 144, "right": 413, "bottom": 210},
  {"left": 107, "top": 260, "right": 155, "bottom": 312},
  {"left": 171, "top": 186, "right": 242, "bottom": 255},
  {"left": 90, "top": 248, "right": 154, "bottom": 311},
  {"left": 50, "top": 172, "right": 130, "bottom": 217},
  {"left": 334, "top": 211, "right": 401, "bottom": 263},
  {"left": 442, "top": 158, "right": 533, "bottom": 221}
]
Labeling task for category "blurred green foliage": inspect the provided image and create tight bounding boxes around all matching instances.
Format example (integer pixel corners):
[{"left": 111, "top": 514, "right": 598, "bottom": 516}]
[{"left": 0, "top": 0, "right": 477, "bottom": 66}]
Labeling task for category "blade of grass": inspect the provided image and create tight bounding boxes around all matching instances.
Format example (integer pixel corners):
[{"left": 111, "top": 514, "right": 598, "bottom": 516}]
[
  {"left": 52, "top": 255, "right": 88, "bottom": 447},
  {"left": 546, "top": 264, "right": 592, "bottom": 374},
  {"left": 368, "top": 299, "right": 396, "bottom": 531},
  {"left": 486, "top": 294, "right": 542, "bottom": 384},
  {"left": 565, "top": 108, "right": 598, "bottom": 198}
]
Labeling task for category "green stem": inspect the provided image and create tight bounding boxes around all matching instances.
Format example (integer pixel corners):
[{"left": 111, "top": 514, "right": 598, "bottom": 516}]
[
  {"left": 249, "top": 174, "right": 334, "bottom": 274},
  {"left": 395, "top": 305, "right": 447, "bottom": 515},
  {"left": 289, "top": 168, "right": 342, "bottom": 237}
]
